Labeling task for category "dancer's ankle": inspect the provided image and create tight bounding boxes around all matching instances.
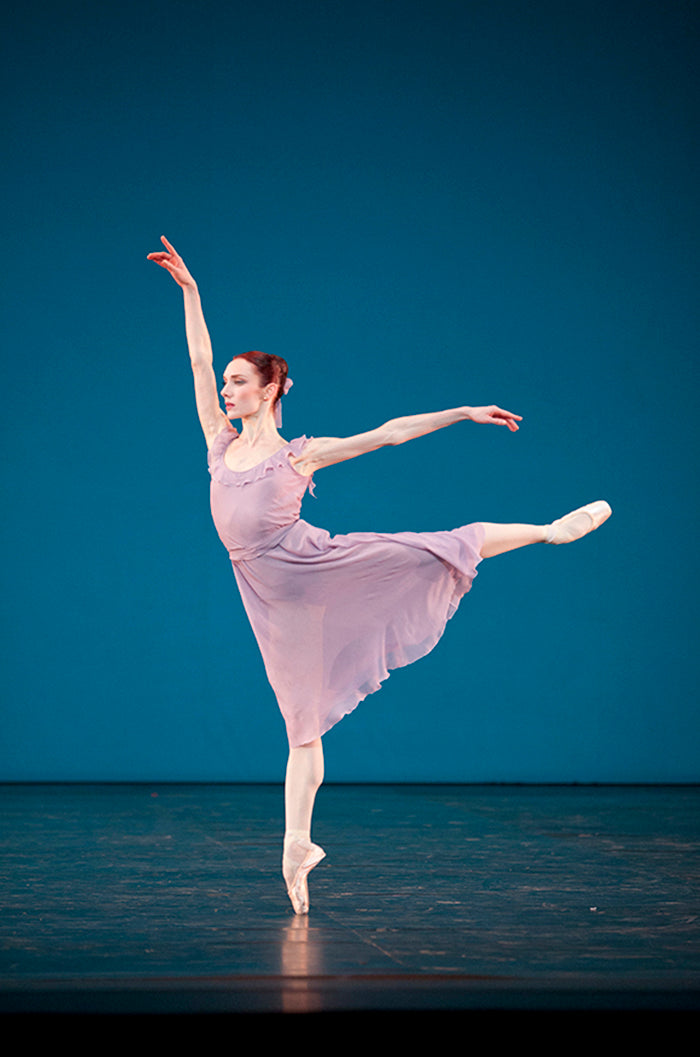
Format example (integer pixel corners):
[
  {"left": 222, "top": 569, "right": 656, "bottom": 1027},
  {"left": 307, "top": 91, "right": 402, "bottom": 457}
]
[{"left": 285, "top": 828, "right": 311, "bottom": 845}]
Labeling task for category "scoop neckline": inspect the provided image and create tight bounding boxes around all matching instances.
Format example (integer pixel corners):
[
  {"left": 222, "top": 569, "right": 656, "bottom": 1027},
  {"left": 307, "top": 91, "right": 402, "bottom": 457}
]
[{"left": 220, "top": 434, "right": 294, "bottom": 476}]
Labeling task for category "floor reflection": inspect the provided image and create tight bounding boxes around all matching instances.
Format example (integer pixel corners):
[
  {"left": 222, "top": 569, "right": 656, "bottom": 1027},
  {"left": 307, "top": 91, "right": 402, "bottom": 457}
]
[{"left": 279, "top": 915, "right": 327, "bottom": 1012}]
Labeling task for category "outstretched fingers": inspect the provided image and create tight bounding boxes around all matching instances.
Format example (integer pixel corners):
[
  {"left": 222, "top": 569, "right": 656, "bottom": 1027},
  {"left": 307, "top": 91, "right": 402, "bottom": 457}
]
[
  {"left": 147, "top": 236, "right": 178, "bottom": 264},
  {"left": 490, "top": 406, "right": 522, "bottom": 431},
  {"left": 147, "top": 236, "right": 195, "bottom": 288}
]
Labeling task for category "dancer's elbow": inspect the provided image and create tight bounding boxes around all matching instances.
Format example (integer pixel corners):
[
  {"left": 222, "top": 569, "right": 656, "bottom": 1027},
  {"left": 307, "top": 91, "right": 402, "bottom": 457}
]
[{"left": 380, "top": 419, "right": 403, "bottom": 446}]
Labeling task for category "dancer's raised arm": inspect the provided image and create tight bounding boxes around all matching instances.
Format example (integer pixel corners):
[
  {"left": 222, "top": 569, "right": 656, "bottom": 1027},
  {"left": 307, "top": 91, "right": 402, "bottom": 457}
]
[
  {"left": 147, "top": 236, "right": 229, "bottom": 448},
  {"left": 292, "top": 404, "right": 522, "bottom": 474}
]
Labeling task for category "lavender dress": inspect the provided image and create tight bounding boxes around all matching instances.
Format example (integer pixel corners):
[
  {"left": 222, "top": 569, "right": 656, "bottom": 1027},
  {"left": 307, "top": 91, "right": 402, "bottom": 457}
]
[{"left": 209, "top": 427, "right": 484, "bottom": 747}]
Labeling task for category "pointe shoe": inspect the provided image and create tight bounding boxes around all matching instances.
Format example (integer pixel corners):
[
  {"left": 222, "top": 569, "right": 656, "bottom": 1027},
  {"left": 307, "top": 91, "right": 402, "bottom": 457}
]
[
  {"left": 545, "top": 500, "right": 612, "bottom": 544},
  {"left": 284, "top": 839, "right": 326, "bottom": 915}
]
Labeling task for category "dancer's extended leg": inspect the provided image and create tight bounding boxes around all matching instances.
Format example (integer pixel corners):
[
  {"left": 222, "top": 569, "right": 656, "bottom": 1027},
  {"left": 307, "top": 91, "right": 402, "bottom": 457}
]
[
  {"left": 479, "top": 500, "right": 611, "bottom": 558},
  {"left": 283, "top": 738, "right": 326, "bottom": 914},
  {"left": 479, "top": 522, "right": 548, "bottom": 558}
]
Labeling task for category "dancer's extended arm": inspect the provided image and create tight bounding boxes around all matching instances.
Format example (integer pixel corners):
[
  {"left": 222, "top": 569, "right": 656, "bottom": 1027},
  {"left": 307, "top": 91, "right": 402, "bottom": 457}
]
[
  {"left": 147, "top": 236, "right": 229, "bottom": 448},
  {"left": 293, "top": 405, "right": 522, "bottom": 474}
]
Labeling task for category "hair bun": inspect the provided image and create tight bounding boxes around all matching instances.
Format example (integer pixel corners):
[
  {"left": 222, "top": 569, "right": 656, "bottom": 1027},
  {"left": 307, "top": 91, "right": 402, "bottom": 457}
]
[{"left": 236, "top": 351, "right": 289, "bottom": 405}]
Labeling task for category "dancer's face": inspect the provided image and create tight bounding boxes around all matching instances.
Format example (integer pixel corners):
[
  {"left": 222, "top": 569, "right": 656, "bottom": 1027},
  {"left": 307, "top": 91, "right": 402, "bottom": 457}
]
[{"left": 221, "top": 358, "right": 271, "bottom": 420}]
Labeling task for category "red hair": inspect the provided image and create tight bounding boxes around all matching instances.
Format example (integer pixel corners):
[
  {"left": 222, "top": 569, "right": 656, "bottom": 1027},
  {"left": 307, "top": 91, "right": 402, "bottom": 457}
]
[{"left": 233, "top": 351, "right": 289, "bottom": 407}]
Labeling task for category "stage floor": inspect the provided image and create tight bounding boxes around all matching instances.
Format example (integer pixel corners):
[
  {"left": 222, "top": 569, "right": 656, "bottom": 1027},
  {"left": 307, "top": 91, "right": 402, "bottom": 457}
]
[{"left": 1, "top": 783, "right": 699, "bottom": 1015}]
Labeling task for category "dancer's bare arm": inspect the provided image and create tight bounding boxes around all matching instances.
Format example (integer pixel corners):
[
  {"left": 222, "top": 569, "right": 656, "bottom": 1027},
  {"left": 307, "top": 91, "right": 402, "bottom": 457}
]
[
  {"left": 292, "top": 405, "right": 522, "bottom": 474},
  {"left": 147, "top": 236, "right": 229, "bottom": 448}
]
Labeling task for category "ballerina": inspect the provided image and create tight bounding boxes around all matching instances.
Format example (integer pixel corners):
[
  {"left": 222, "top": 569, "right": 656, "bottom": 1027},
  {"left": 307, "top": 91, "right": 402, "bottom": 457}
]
[{"left": 148, "top": 236, "right": 611, "bottom": 914}]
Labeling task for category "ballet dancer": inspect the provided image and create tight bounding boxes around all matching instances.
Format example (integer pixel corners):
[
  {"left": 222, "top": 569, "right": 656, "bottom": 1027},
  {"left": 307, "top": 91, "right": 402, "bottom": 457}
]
[{"left": 148, "top": 236, "right": 611, "bottom": 914}]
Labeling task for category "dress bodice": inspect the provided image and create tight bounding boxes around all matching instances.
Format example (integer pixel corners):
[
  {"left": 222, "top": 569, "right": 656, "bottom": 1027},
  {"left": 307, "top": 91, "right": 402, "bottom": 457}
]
[{"left": 208, "top": 427, "right": 315, "bottom": 560}]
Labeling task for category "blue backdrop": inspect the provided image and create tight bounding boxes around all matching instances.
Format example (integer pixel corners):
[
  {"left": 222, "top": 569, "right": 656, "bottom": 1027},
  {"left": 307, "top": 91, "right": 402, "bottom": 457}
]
[{"left": 2, "top": 0, "right": 698, "bottom": 782}]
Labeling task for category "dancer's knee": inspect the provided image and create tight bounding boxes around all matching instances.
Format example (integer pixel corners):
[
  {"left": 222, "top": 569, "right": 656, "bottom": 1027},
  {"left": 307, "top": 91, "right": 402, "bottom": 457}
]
[{"left": 287, "top": 738, "right": 324, "bottom": 788}]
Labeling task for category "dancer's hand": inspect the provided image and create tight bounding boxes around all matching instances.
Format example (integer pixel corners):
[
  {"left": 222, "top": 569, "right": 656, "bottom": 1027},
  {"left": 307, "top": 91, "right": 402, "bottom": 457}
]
[
  {"left": 467, "top": 405, "right": 522, "bottom": 431},
  {"left": 147, "top": 236, "right": 196, "bottom": 288}
]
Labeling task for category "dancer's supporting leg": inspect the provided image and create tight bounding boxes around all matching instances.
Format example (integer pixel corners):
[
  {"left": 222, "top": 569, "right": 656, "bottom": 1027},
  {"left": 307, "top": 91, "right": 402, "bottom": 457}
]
[
  {"left": 283, "top": 737, "right": 326, "bottom": 914},
  {"left": 479, "top": 500, "right": 612, "bottom": 559}
]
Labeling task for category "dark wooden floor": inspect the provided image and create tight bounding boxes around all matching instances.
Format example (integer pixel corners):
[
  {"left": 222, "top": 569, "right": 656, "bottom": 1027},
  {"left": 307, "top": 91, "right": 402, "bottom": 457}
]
[{"left": 1, "top": 783, "right": 699, "bottom": 1017}]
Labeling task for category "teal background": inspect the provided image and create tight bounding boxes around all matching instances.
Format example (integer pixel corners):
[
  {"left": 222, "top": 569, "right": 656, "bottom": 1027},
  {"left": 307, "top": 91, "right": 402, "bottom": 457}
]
[{"left": 1, "top": 0, "right": 698, "bottom": 782}]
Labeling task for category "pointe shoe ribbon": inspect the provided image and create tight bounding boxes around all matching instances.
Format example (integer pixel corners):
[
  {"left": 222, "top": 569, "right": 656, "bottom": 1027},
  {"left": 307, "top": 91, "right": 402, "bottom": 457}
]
[{"left": 546, "top": 500, "right": 612, "bottom": 544}]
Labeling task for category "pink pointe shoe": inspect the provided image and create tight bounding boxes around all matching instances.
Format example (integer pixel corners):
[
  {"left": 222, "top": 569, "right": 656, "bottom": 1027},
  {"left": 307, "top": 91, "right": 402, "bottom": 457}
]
[
  {"left": 283, "top": 838, "right": 326, "bottom": 915},
  {"left": 545, "top": 500, "right": 612, "bottom": 544}
]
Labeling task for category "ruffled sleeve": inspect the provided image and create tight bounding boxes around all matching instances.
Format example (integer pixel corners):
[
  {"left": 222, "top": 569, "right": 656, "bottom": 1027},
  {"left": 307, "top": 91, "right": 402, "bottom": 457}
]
[
  {"left": 207, "top": 426, "right": 238, "bottom": 480},
  {"left": 287, "top": 435, "right": 316, "bottom": 496}
]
